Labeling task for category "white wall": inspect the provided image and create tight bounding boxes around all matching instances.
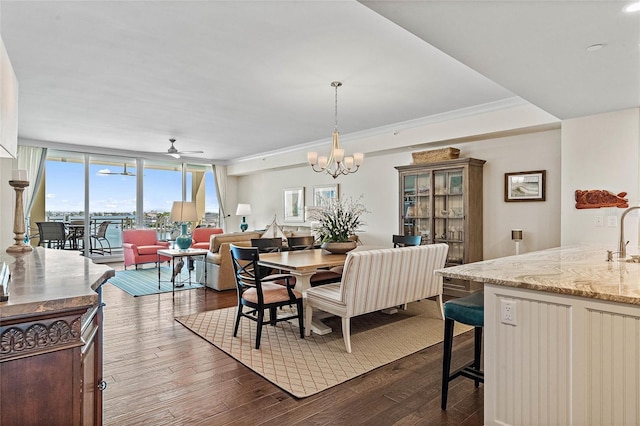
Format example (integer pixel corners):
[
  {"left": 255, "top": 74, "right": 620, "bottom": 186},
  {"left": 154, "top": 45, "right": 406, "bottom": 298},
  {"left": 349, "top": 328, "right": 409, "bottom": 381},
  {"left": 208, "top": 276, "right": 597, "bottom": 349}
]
[
  {"left": 237, "top": 128, "right": 561, "bottom": 260},
  {"left": 561, "top": 108, "right": 640, "bottom": 253},
  {"left": 1, "top": 157, "right": 15, "bottom": 248}
]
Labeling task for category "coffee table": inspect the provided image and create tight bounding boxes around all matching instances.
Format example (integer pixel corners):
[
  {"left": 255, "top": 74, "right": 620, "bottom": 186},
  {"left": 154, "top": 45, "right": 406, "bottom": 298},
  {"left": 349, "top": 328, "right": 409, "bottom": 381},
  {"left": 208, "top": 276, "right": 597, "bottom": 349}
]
[{"left": 157, "top": 248, "right": 208, "bottom": 298}]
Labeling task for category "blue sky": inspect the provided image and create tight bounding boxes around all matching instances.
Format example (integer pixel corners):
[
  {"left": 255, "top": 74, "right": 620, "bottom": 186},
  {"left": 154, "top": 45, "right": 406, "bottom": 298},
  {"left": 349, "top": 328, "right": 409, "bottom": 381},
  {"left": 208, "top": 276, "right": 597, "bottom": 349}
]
[{"left": 45, "top": 160, "right": 218, "bottom": 214}]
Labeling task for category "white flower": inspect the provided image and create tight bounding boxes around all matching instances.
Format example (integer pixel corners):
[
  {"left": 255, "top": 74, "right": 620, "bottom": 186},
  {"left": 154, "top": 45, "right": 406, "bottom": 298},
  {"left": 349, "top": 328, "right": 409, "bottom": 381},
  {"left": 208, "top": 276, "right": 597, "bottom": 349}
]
[{"left": 306, "top": 196, "right": 368, "bottom": 242}]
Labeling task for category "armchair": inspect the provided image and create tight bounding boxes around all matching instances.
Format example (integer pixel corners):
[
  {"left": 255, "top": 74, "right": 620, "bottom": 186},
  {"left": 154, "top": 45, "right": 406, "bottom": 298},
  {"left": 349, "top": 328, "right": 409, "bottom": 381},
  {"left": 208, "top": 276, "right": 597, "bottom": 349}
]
[
  {"left": 190, "top": 227, "right": 224, "bottom": 250},
  {"left": 122, "top": 229, "right": 171, "bottom": 269}
]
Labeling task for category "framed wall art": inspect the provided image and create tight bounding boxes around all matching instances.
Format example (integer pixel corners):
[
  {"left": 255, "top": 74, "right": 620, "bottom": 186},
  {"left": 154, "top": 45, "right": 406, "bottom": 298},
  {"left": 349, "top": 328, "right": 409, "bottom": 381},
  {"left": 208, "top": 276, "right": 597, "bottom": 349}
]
[
  {"left": 313, "top": 184, "right": 339, "bottom": 207},
  {"left": 505, "top": 170, "right": 546, "bottom": 202},
  {"left": 283, "top": 187, "right": 305, "bottom": 222}
]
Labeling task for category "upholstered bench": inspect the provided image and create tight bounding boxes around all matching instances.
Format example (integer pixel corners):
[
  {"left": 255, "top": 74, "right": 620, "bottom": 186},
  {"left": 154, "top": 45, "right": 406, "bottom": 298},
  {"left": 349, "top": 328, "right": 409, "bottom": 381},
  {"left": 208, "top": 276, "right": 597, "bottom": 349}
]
[{"left": 304, "top": 244, "right": 449, "bottom": 353}]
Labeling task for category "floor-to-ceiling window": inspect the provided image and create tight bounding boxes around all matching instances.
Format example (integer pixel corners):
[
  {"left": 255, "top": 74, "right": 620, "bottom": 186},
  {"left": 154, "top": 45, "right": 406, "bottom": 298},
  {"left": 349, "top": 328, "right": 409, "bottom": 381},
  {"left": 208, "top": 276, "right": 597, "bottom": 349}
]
[
  {"left": 143, "top": 160, "right": 185, "bottom": 240},
  {"left": 40, "top": 149, "right": 220, "bottom": 252},
  {"left": 44, "top": 151, "right": 85, "bottom": 223},
  {"left": 89, "top": 155, "right": 137, "bottom": 249}
]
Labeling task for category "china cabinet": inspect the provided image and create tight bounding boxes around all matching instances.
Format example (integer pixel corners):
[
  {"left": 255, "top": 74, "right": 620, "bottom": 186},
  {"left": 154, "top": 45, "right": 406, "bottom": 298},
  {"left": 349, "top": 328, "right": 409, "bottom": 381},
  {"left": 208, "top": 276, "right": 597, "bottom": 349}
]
[{"left": 396, "top": 157, "right": 485, "bottom": 296}]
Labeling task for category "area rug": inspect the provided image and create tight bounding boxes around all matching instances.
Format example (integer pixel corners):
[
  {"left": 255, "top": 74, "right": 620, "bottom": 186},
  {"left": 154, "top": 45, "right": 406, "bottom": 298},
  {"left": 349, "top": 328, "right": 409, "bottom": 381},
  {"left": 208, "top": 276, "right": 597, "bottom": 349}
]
[
  {"left": 175, "top": 300, "right": 471, "bottom": 398},
  {"left": 108, "top": 266, "right": 204, "bottom": 297}
]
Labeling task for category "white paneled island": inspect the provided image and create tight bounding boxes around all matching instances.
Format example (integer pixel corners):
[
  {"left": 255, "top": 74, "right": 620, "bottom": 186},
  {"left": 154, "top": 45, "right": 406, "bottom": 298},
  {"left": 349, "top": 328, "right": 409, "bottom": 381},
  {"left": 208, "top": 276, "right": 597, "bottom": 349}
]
[{"left": 436, "top": 246, "right": 640, "bottom": 426}]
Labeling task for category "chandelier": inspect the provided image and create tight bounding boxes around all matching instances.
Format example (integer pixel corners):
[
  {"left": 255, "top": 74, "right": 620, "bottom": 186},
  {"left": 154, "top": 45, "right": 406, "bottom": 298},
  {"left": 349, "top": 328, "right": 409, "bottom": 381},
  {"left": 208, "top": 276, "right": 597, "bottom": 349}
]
[{"left": 307, "top": 81, "right": 363, "bottom": 179}]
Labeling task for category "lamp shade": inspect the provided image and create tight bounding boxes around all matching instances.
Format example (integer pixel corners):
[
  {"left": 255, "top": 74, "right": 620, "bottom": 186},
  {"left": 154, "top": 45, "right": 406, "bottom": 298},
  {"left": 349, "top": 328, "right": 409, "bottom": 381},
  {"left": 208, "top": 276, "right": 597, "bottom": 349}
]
[
  {"left": 170, "top": 201, "right": 198, "bottom": 223},
  {"left": 236, "top": 203, "right": 252, "bottom": 216}
]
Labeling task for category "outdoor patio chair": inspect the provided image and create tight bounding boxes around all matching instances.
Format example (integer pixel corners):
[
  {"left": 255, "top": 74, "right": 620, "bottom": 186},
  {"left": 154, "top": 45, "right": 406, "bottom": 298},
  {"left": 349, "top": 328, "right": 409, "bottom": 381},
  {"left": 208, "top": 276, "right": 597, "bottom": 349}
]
[
  {"left": 36, "top": 222, "right": 69, "bottom": 249},
  {"left": 90, "top": 220, "right": 112, "bottom": 255}
]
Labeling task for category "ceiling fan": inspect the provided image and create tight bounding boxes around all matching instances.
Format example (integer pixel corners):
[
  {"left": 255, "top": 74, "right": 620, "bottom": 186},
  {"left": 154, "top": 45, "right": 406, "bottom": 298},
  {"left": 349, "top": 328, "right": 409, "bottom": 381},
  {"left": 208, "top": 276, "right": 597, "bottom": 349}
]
[
  {"left": 98, "top": 164, "right": 136, "bottom": 176},
  {"left": 161, "top": 138, "right": 204, "bottom": 158}
]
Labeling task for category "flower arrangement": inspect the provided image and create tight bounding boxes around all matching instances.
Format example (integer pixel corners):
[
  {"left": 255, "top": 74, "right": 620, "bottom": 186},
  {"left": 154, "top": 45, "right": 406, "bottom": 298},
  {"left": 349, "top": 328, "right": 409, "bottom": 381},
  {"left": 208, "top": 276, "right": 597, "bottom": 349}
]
[{"left": 307, "top": 196, "right": 367, "bottom": 243}]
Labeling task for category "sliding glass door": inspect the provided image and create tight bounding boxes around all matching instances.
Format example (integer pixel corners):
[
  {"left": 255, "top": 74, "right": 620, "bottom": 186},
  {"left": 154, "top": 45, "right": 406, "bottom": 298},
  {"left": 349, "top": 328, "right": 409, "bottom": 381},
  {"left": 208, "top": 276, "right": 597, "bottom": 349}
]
[{"left": 40, "top": 149, "right": 220, "bottom": 252}]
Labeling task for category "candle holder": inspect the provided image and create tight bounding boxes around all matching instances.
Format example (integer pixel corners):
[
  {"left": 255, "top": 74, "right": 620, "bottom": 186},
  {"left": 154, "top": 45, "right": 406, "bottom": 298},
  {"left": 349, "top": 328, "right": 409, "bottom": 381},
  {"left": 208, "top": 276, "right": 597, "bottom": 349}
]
[
  {"left": 6, "top": 179, "right": 33, "bottom": 253},
  {"left": 511, "top": 229, "right": 523, "bottom": 255}
]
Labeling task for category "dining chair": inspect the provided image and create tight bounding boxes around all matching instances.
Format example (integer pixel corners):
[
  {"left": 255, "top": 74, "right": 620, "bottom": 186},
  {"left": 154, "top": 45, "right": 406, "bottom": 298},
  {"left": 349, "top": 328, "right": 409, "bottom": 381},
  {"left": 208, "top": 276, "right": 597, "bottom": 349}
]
[
  {"left": 286, "top": 235, "right": 317, "bottom": 250},
  {"left": 392, "top": 234, "right": 422, "bottom": 247},
  {"left": 36, "top": 222, "right": 69, "bottom": 249},
  {"left": 90, "top": 220, "right": 112, "bottom": 255},
  {"left": 251, "top": 238, "right": 283, "bottom": 253},
  {"left": 287, "top": 236, "right": 342, "bottom": 286},
  {"left": 229, "top": 244, "right": 304, "bottom": 349}
]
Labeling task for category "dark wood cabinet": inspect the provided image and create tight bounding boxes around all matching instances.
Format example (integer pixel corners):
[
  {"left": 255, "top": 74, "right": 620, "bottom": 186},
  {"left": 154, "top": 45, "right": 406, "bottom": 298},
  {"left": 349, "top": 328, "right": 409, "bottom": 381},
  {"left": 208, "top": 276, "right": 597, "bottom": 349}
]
[
  {"left": 0, "top": 249, "right": 113, "bottom": 426},
  {"left": 396, "top": 158, "right": 485, "bottom": 296}
]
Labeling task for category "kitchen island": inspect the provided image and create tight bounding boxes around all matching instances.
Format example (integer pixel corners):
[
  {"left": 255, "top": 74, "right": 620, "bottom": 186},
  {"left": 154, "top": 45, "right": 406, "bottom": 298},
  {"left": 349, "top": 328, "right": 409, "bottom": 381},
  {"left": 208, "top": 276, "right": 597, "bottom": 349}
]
[
  {"left": 436, "top": 245, "right": 640, "bottom": 426},
  {"left": 0, "top": 247, "right": 114, "bottom": 426}
]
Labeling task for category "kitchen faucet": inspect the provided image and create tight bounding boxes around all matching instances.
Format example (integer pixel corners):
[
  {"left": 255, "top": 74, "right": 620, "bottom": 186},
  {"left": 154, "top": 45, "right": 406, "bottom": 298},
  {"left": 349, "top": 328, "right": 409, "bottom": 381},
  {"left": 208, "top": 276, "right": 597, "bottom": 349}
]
[{"left": 618, "top": 206, "right": 640, "bottom": 259}]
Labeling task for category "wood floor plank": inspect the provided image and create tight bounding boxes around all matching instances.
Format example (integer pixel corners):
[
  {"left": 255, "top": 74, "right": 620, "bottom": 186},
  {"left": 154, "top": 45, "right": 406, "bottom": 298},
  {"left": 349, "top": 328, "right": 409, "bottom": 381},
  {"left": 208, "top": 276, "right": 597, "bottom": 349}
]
[{"left": 101, "top": 262, "right": 483, "bottom": 425}]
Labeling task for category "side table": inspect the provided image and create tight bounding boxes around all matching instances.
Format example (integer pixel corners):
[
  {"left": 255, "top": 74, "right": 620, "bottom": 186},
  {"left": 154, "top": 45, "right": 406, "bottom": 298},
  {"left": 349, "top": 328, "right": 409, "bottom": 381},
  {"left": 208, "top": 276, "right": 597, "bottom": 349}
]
[{"left": 157, "top": 248, "right": 208, "bottom": 298}]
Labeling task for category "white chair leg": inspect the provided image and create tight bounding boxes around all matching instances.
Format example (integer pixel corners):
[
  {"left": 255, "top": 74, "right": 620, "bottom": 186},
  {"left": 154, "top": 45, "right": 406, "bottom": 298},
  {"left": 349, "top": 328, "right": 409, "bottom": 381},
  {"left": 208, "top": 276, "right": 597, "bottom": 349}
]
[
  {"left": 304, "top": 304, "right": 313, "bottom": 337},
  {"left": 342, "top": 317, "right": 351, "bottom": 353},
  {"left": 436, "top": 293, "right": 445, "bottom": 320}
]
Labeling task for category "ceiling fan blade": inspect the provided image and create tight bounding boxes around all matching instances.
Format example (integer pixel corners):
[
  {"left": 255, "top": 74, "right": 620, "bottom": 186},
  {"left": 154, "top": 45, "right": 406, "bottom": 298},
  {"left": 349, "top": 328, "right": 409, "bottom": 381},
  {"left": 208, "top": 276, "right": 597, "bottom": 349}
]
[
  {"left": 98, "top": 164, "right": 136, "bottom": 176},
  {"left": 160, "top": 138, "right": 203, "bottom": 156}
]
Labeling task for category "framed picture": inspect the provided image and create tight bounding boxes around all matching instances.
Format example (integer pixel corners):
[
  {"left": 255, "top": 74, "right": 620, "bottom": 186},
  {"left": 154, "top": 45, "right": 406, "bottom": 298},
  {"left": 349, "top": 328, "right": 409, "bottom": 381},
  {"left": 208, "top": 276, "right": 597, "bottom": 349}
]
[
  {"left": 505, "top": 170, "right": 546, "bottom": 202},
  {"left": 283, "top": 187, "right": 305, "bottom": 222},
  {"left": 313, "top": 184, "right": 339, "bottom": 207},
  {"left": 448, "top": 174, "right": 463, "bottom": 194}
]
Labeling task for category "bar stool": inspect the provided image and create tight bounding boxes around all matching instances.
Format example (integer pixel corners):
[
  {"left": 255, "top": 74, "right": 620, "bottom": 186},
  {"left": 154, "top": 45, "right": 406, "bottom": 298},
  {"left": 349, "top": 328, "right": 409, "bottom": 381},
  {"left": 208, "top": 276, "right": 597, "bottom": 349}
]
[{"left": 441, "top": 291, "right": 484, "bottom": 410}]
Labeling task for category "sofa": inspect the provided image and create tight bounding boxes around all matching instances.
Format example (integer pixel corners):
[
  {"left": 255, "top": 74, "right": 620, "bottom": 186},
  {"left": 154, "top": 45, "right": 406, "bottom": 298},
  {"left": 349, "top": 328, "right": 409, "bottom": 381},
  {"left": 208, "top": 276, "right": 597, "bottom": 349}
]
[
  {"left": 304, "top": 244, "right": 449, "bottom": 353},
  {"left": 195, "top": 231, "right": 262, "bottom": 290},
  {"left": 122, "top": 229, "right": 171, "bottom": 269},
  {"left": 190, "top": 227, "right": 224, "bottom": 250}
]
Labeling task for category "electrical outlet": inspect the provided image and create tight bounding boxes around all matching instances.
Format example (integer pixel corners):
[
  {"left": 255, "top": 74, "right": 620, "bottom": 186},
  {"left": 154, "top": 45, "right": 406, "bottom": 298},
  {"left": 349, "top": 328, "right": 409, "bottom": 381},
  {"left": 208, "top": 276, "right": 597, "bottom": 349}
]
[
  {"left": 501, "top": 299, "right": 517, "bottom": 326},
  {"left": 607, "top": 216, "right": 617, "bottom": 227},
  {"left": 594, "top": 216, "right": 604, "bottom": 227}
]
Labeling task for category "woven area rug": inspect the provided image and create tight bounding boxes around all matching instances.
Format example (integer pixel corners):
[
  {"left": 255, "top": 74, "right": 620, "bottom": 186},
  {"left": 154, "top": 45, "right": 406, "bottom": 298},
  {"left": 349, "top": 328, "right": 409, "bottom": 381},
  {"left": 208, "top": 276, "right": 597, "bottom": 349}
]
[
  {"left": 108, "top": 266, "right": 204, "bottom": 297},
  {"left": 176, "top": 299, "right": 471, "bottom": 398}
]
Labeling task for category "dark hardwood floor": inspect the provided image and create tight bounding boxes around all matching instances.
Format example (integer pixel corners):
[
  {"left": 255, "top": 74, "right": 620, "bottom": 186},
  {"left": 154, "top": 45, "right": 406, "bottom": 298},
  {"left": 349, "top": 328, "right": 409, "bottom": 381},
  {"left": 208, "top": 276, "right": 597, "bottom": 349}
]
[{"left": 102, "top": 263, "right": 483, "bottom": 425}]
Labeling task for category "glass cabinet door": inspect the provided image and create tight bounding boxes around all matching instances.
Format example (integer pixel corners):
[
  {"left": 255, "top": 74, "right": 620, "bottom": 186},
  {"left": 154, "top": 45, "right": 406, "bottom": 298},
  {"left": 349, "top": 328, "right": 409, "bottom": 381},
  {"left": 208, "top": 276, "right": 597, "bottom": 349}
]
[
  {"left": 433, "top": 168, "right": 464, "bottom": 265},
  {"left": 402, "top": 173, "right": 431, "bottom": 243}
]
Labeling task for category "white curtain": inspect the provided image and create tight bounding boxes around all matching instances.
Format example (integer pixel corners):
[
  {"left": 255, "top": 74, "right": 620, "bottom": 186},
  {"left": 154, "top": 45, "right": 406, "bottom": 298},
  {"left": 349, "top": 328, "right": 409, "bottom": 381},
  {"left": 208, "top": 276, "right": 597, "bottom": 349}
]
[
  {"left": 213, "top": 164, "right": 227, "bottom": 231},
  {"left": 17, "top": 145, "right": 47, "bottom": 226}
]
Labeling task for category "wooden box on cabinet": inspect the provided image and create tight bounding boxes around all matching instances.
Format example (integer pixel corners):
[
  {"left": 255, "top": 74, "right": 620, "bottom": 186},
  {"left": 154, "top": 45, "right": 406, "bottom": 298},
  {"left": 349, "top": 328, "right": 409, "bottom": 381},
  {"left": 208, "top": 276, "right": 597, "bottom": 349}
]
[{"left": 396, "top": 157, "right": 485, "bottom": 297}]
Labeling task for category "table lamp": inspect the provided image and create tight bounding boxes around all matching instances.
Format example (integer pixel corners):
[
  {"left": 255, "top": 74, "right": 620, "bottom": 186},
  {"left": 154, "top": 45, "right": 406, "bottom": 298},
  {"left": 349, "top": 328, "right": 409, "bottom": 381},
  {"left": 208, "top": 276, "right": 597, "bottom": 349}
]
[
  {"left": 236, "top": 203, "right": 251, "bottom": 232},
  {"left": 511, "top": 229, "right": 523, "bottom": 255},
  {"left": 170, "top": 201, "right": 198, "bottom": 250}
]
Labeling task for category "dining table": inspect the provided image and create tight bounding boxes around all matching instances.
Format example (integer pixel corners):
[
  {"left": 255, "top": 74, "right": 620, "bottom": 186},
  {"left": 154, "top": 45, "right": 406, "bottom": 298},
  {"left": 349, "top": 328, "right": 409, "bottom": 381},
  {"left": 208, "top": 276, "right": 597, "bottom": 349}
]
[
  {"left": 258, "top": 248, "right": 347, "bottom": 293},
  {"left": 258, "top": 246, "right": 384, "bottom": 334},
  {"left": 65, "top": 222, "right": 86, "bottom": 250}
]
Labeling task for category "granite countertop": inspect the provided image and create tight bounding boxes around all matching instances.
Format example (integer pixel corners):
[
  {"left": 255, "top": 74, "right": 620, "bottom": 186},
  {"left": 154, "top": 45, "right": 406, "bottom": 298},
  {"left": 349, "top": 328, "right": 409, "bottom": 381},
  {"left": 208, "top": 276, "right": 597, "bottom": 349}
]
[
  {"left": 0, "top": 247, "right": 115, "bottom": 318},
  {"left": 436, "top": 245, "right": 640, "bottom": 306}
]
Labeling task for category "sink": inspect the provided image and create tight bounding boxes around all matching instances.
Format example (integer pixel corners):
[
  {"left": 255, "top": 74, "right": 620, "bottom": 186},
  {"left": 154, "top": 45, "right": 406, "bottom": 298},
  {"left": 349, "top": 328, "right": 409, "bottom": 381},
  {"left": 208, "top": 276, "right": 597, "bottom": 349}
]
[{"left": 620, "top": 256, "right": 640, "bottom": 263}]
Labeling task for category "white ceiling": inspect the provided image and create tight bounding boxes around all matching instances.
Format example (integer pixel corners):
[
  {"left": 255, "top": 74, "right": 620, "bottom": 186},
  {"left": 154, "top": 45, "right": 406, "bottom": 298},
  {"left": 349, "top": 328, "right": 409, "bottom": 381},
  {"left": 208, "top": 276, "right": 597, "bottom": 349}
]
[{"left": 1, "top": 1, "right": 638, "bottom": 163}]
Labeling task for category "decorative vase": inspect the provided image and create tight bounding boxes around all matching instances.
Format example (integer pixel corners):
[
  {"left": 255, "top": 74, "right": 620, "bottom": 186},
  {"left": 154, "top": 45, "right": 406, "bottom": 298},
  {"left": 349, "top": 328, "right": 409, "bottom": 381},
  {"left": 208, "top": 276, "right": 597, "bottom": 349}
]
[
  {"left": 321, "top": 241, "right": 357, "bottom": 254},
  {"left": 175, "top": 223, "right": 192, "bottom": 250}
]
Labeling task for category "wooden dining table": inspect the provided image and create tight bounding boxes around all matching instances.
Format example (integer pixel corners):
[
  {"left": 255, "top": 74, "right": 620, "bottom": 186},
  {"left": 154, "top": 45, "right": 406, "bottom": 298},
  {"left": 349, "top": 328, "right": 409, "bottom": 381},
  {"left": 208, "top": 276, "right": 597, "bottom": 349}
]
[
  {"left": 258, "top": 247, "right": 380, "bottom": 335},
  {"left": 258, "top": 248, "right": 347, "bottom": 293}
]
